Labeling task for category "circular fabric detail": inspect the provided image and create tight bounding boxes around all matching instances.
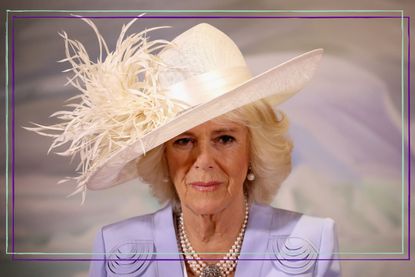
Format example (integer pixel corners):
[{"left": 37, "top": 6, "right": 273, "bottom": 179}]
[
  {"left": 269, "top": 236, "right": 318, "bottom": 275},
  {"left": 106, "top": 241, "right": 154, "bottom": 276}
]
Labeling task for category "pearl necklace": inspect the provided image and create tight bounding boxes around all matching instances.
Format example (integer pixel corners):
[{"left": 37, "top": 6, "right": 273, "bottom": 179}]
[{"left": 178, "top": 200, "right": 249, "bottom": 277}]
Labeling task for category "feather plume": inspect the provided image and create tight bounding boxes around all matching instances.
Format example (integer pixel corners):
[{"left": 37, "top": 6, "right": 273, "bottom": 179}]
[{"left": 25, "top": 17, "right": 185, "bottom": 204}]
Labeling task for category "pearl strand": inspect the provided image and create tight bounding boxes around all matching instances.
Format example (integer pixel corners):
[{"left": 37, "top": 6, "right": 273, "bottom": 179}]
[{"left": 178, "top": 199, "right": 249, "bottom": 277}]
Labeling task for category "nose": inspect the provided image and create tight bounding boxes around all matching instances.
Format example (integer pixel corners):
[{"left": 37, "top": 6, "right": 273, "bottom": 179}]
[{"left": 193, "top": 140, "right": 215, "bottom": 170}]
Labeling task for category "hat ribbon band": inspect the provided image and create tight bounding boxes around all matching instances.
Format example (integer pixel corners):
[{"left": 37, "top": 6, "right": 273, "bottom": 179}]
[{"left": 165, "top": 66, "right": 252, "bottom": 107}]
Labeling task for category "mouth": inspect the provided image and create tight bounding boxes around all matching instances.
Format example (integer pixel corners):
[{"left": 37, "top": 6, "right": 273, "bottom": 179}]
[{"left": 189, "top": 181, "right": 222, "bottom": 192}]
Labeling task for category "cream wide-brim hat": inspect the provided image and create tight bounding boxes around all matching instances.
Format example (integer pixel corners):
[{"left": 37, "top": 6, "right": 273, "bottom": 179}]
[
  {"left": 88, "top": 23, "right": 323, "bottom": 190},
  {"left": 29, "top": 20, "right": 323, "bottom": 199}
]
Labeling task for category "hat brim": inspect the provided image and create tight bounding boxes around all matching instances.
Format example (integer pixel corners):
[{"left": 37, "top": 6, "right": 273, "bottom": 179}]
[{"left": 87, "top": 48, "right": 324, "bottom": 190}]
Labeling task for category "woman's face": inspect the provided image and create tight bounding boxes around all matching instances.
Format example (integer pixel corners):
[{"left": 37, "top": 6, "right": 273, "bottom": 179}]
[{"left": 165, "top": 117, "right": 250, "bottom": 215}]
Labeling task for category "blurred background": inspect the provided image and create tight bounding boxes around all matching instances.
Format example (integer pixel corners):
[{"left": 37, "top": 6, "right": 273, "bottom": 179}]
[{"left": 1, "top": 0, "right": 414, "bottom": 276}]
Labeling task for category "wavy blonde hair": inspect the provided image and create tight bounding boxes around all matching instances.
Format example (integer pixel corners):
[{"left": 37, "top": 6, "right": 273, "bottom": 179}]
[{"left": 136, "top": 99, "right": 293, "bottom": 206}]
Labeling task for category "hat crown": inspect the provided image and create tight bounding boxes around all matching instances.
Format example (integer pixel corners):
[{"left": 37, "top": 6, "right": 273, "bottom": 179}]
[{"left": 158, "top": 23, "right": 248, "bottom": 88}]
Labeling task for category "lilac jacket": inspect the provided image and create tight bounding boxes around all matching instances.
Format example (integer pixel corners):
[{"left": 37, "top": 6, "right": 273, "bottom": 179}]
[{"left": 89, "top": 202, "right": 340, "bottom": 276}]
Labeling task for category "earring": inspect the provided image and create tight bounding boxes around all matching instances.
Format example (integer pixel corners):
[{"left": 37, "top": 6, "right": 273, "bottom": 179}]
[
  {"left": 247, "top": 166, "right": 255, "bottom": 181},
  {"left": 162, "top": 177, "right": 170, "bottom": 183}
]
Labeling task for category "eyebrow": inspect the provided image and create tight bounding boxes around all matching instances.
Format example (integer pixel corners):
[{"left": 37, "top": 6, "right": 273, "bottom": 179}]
[
  {"left": 212, "top": 128, "right": 239, "bottom": 135},
  {"left": 178, "top": 127, "right": 241, "bottom": 137}
]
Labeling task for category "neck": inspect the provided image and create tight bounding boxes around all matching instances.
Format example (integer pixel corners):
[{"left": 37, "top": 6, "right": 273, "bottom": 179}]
[{"left": 180, "top": 194, "right": 247, "bottom": 255}]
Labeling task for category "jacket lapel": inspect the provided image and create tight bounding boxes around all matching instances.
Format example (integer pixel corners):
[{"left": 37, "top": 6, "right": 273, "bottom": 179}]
[
  {"left": 153, "top": 203, "right": 184, "bottom": 276},
  {"left": 234, "top": 202, "right": 273, "bottom": 276}
]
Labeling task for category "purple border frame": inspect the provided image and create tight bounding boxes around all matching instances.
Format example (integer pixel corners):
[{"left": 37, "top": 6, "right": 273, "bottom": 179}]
[{"left": 8, "top": 14, "right": 411, "bottom": 262}]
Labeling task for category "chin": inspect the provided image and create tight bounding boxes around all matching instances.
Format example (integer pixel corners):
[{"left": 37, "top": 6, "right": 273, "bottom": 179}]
[{"left": 186, "top": 196, "right": 228, "bottom": 216}]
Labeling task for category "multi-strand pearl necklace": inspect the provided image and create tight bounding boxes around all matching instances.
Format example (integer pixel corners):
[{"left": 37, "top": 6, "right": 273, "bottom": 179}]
[{"left": 178, "top": 200, "right": 249, "bottom": 277}]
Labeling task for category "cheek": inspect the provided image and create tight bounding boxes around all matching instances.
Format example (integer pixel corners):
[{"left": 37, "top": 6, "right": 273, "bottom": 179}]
[
  {"left": 222, "top": 145, "right": 250, "bottom": 184},
  {"left": 234, "top": 153, "right": 250, "bottom": 179},
  {"left": 165, "top": 148, "right": 189, "bottom": 184}
]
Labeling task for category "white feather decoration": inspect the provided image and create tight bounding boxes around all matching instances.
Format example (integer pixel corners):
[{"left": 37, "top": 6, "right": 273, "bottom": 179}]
[{"left": 25, "top": 17, "right": 184, "bottom": 204}]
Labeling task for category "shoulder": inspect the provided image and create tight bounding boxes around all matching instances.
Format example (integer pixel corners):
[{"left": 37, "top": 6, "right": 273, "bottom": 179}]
[
  {"left": 102, "top": 209, "right": 155, "bottom": 238},
  {"left": 252, "top": 202, "right": 335, "bottom": 235},
  {"left": 100, "top": 203, "right": 171, "bottom": 250}
]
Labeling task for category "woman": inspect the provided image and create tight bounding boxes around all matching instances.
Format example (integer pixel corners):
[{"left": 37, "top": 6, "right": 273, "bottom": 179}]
[{"left": 28, "top": 18, "right": 340, "bottom": 277}]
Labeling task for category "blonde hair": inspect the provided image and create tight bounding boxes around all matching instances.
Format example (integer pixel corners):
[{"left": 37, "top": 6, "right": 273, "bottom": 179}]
[{"left": 136, "top": 99, "right": 293, "bottom": 206}]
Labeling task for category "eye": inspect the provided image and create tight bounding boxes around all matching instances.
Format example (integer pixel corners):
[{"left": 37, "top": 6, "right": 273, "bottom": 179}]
[
  {"left": 216, "top": 135, "right": 235, "bottom": 145},
  {"left": 173, "top": 137, "right": 194, "bottom": 147}
]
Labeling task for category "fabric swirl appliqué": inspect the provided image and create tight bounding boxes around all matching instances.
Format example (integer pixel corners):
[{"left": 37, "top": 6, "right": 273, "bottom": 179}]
[
  {"left": 268, "top": 236, "right": 318, "bottom": 275},
  {"left": 106, "top": 240, "right": 155, "bottom": 276}
]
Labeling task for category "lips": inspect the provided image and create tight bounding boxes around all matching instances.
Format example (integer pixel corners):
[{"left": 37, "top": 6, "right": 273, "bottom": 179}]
[{"left": 189, "top": 181, "right": 222, "bottom": 192}]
